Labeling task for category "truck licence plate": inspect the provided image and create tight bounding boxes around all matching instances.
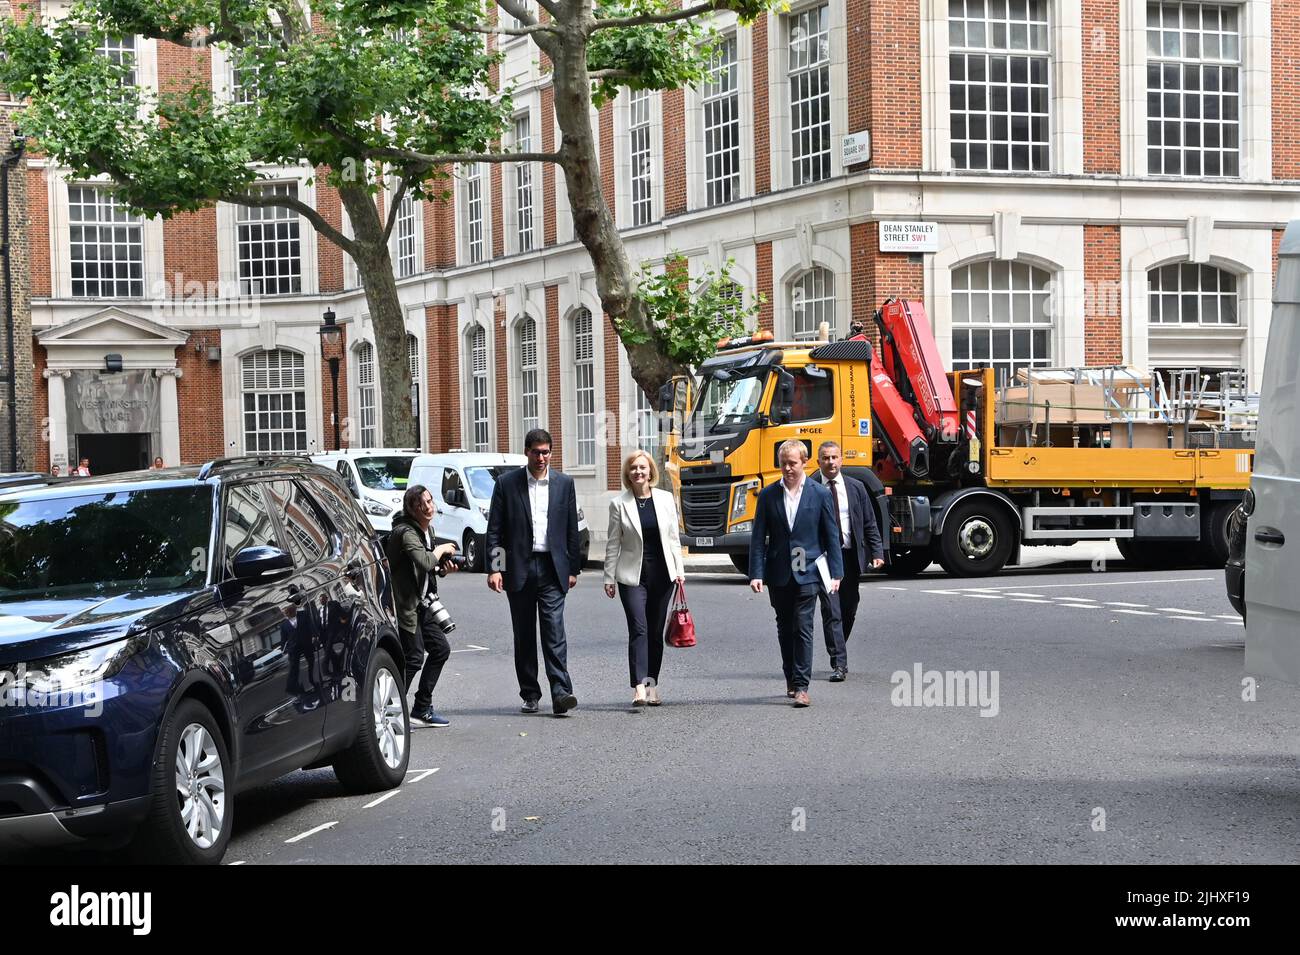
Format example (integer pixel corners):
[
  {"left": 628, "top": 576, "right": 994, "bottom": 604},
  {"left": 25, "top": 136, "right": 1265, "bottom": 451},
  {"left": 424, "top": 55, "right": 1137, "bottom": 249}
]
[{"left": 695, "top": 537, "right": 713, "bottom": 547}]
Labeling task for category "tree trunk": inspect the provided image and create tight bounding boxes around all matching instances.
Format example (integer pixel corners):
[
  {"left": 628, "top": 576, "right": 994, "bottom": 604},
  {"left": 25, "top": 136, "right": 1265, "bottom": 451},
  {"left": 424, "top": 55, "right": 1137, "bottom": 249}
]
[
  {"left": 549, "top": 20, "right": 690, "bottom": 406},
  {"left": 338, "top": 184, "right": 418, "bottom": 449}
]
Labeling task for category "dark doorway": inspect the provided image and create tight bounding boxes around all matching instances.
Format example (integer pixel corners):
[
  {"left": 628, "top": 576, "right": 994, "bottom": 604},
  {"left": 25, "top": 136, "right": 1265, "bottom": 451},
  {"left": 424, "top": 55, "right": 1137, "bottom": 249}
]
[{"left": 76, "top": 433, "right": 150, "bottom": 475}]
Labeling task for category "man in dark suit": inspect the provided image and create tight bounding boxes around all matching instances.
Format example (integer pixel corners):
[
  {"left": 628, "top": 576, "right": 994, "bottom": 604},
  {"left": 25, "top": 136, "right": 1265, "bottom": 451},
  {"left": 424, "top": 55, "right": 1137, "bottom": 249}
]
[
  {"left": 811, "top": 440, "right": 885, "bottom": 682},
  {"left": 486, "top": 428, "right": 582, "bottom": 716},
  {"left": 749, "top": 439, "right": 843, "bottom": 707}
]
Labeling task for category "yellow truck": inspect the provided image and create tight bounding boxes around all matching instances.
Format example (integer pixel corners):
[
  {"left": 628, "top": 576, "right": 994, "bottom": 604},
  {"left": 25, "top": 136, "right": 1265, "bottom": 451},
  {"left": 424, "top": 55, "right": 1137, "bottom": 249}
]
[{"left": 666, "top": 299, "right": 1253, "bottom": 577}]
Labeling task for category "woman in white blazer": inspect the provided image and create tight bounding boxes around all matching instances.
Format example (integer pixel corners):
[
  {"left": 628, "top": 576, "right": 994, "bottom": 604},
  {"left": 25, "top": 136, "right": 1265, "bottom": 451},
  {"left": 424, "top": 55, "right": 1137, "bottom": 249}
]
[{"left": 603, "top": 449, "right": 686, "bottom": 705}]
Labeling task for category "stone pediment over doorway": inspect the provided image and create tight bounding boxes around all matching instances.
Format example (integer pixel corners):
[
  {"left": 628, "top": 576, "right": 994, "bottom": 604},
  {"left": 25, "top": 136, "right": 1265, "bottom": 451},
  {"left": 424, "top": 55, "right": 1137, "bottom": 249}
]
[{"left": 37, "top": 308, "right": 191, "bottom": 370}]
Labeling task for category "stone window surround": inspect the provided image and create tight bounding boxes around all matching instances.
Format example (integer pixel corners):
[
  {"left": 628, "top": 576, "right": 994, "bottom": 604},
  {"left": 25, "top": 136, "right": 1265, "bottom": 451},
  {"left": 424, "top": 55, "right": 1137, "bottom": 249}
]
[
  {"left": 504, "top": 97, "right": 542, "bottom": 257},
  {"left": 557, "top": 278, "right": 606, "bottom": 478},
  {"left": 352, "top": 337, "right": 378, "bottom": 446},
  {"left": 614, "top": 87, "right": 665, "bottom": 228},
  {"left": 1121, "top": 0, "right": 1271, "bottom": 180},
  {"left": 920, "top": 0, "right": 1084, "bottom": 175},
  {"left": 771, "top": 222, "right": 849, "bottom": 341},
  {"left": 215, "top": 168, "right": 320, "bottom": 297},
  {"left": 458, "top": 163, "right": 491, "bottom": 266},
  {"left": 506, "top": 292, "right": 548, "bottom": 452},
  {"left": 219, "top": 327, "right": 327, "bottom": 458},
  {"left": 924, "top": 221, "right": 1086, "bottom": 370},
  {"left": 685, "top": 16, "right": 756, "bottom": 211},
  {"left": 47, "top": 171, "right": 166, "bottom": 302},
  {"left": 387, "top": 180, "right": 424, "bottom": 279},
  {"left": 461, "top": 312, "right": 495, "bottom": 453},
  {"left": 764, "top": 0, "right": 850, "bottom": 193},
  {"left": 1121, "top": 223, "right": 1268, "bottom": 386}
]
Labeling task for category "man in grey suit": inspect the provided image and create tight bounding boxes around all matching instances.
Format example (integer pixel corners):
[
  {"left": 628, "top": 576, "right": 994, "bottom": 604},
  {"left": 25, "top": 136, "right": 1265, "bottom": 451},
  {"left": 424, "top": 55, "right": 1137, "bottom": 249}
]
[
  {"left": 749, "top": 439, "right": 843, "bottom": 707},
  {"left": 811, "top": 440, "right": 885, "bottom": 682},
  {"left": 487, "top": 428, "right": 582, "bottom": 716}
]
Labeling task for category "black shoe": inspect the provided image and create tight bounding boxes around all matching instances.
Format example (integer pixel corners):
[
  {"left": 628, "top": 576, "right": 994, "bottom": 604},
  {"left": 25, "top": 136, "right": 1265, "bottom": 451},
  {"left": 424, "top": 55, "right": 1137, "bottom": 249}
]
[
  {"left": 520, "top": 699, "right": 540, "bottom": 714},
  {"left": 552, "top": 693, "right": 578, "bottom": 716},
  {"left": 829, "top": 667, "right": 847, "bottom": 683}
]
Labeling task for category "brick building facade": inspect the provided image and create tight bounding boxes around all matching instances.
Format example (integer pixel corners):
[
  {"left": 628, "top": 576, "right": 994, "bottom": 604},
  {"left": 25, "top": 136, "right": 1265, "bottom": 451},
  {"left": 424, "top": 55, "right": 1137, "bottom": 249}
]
[{"left": 12, "top": 1, "right": 1300, "bottom": 543}]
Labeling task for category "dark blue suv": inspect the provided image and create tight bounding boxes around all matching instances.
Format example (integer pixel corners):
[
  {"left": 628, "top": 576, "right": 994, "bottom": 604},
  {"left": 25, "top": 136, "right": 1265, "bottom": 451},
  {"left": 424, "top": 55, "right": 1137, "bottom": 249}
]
[{"left": 0, "top": 457, "right": 409, "bottom": 863}]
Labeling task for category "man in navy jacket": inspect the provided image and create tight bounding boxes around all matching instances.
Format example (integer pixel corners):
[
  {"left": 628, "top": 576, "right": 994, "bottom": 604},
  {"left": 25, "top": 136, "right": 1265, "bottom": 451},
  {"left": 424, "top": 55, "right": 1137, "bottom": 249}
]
[
  {"left": 749, "top": 439, "right": 844, "bottom": 707},
  {"left": 487, "top": 428, "right": 582, "bottom": 716},
  {"left": 810, "top": 440, "right": 885, "bottom": 681}
]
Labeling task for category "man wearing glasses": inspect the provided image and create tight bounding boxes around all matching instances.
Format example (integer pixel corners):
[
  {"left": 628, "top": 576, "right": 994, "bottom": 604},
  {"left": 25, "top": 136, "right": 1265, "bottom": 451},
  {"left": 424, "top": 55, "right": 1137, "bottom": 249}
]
[{"left": 487, "top": 428, "right": 582, "bottom": 716}]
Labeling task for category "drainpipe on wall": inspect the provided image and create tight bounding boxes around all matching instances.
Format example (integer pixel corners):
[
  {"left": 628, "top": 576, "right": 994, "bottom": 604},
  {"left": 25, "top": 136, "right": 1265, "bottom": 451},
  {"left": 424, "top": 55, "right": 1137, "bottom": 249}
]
[{"left": 1, "top": 134, "right": 26, "bottom": 473}]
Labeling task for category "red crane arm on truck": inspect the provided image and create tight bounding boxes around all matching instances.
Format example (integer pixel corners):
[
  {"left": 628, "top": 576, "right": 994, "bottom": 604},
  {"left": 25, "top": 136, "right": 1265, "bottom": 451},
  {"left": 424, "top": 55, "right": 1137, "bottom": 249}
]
[{"left": 851, "top": 299, "right": 961, "bottom": 480}]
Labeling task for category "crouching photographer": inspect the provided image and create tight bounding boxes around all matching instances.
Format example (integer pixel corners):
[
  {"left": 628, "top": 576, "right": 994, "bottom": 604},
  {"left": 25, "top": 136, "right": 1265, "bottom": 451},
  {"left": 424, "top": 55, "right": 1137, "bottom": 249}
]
[{"left": 386, "top": 485, "right": 463, "bottom": 728}]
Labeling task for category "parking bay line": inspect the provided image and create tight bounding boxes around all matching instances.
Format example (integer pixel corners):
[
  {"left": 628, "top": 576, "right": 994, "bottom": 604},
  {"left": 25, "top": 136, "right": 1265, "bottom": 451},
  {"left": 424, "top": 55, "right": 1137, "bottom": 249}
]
[
  {"left": 1158, "top": 608, "right": 1204, "bottom": 614},
  {"left": 1168, "top": 615, "right": 1216, "bottom": 622},
  {"left": 450, "top": 645, "right": 490, "bottom": 653},
  {"left": 1012, "top": 598, "right": 1052, "bottom": 604},
  {"left": 285, "top": 821, "right": 338, "bottom": 844},
  {"left": 1113, "top": 609, "right": 1159, "bottom": 616},
  {"left": 1104, "top": 602, "right": 1149, "bottom": 608},
  {"left": 406, "top": 768, "right": 440, "bottom": 784}
]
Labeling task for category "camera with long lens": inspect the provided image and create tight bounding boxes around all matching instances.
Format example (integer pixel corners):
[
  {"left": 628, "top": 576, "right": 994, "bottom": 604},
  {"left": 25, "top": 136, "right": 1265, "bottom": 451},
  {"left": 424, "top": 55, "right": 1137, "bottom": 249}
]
[
  {"left": 438, "top": 554, "right": 466, "bottom": 576},
  {"left": 420, "top": 593, "right": 456, "bottom": 634}
]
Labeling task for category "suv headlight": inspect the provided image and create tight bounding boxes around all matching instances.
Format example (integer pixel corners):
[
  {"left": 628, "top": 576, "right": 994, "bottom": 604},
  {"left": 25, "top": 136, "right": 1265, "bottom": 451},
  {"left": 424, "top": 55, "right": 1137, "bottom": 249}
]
[
  {"left": 2, "top": 635, "right": 145, "bottom": 697},
  {"left": 364, "top": 499, "right": 392, "bottom": 516},
  {"left": 730, "top": 479, "right": 760, "bottom": 522}
]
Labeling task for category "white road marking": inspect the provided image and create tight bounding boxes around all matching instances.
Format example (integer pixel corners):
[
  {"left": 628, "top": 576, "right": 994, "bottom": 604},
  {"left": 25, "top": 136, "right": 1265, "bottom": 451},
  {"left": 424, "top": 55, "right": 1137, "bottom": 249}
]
[
  {"left": 1225, "top": 619, "right": 1244, "bottom": 626},
  {"left": 1013, "top": 598, "right": 1052, "bottom": 604},
  {"left": 1062, "top": 603, "right": 1099, "bottom": 609},
  {"left": 879, "top": 586, "right": 909, "bottom": 591},
  {"left": 924, "top": 577, "right": 1213, "bottom": 594},
  {"left": 1104, "top": 602, "right": 1148, "bottom": 608},
  {"left": 963, "top": 594, "right": 1004, "bottom": 599},
  {"left": 1113, "top": 609, "right": 1158, "bottom": 616},
  {"left": 406, "top": 768, "right": 440, "bottom": 784},
  {"left": 363, "top": 789, "right": 404, "bottom": 809},
  {"left": 1158, "top": 608, "right": 1203, "bottom": 614},
  {"left": 1005, "top": 592, "right": 1047, "bottom": 598},
  {"left": 227, "top": 860, "right": 247, "bottom": 866},
  {"left": 1057, "top": 597, "right": 1097, "bottom": 602},
  {"left": 1168, "top": 615, "right": 1216, "bottom": 622},
  {"left": 285, "top": 821, "right": 338, "bottom": 844},
  {"left": 450, "top": 645, "right": 489, "bottom": 653},
  {"left": 1214, "top": 614, "right": 1241, "bottom": 620}
]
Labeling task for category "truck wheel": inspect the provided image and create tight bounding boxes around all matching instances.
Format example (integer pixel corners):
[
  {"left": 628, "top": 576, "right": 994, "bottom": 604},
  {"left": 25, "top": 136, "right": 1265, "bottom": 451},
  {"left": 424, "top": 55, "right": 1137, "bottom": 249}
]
[
  {"left": 730, "top": 553, "right": 750, "bottom": 576},
  {"left": 938, "top": 500, "right": 1014, "bottom": 577},
  {"left": 463, "top": 531, "right": 482, "bottom": 573},
  {"left": 1198, "top": 502, "right": 1235, "bottom": 567},
  {"left": 883, "top": 548, "right": 934, "bottom": 577}
]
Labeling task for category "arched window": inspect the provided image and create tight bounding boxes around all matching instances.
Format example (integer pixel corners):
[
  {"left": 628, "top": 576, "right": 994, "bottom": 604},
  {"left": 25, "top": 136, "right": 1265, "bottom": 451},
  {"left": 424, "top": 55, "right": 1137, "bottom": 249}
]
[
  {"left": 951, "top": 259, "right": 1054, "bottom": 386},
  {"left": 241, "top": 349, "right": 306, "bottom": 453},
  {"left": 1148, "top": 262, "right": 1238, "bottom": 325},
  {"left": 790, "top": 268, "right": 834, "bottom": 341},
  {"left": 517, "top": 318, "right": 539, "bottom": 436},
  {"left": 356, "top": 342, "right": 377, "bottom": 447},
  {"left": 572, "top": 308, "right": 596, "bottom": 466},
  {"left": 407, "top": 334, "right": 421, "bottom": 445},
  {"left": 469, "top": 327, "right": 490, "bottom": 452}
]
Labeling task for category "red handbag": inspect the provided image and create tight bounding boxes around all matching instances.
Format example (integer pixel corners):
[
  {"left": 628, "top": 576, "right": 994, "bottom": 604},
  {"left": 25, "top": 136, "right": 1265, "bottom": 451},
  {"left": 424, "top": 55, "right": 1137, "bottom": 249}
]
[{"left": 665, "top": 580, "right": 696, "bottom": 648}]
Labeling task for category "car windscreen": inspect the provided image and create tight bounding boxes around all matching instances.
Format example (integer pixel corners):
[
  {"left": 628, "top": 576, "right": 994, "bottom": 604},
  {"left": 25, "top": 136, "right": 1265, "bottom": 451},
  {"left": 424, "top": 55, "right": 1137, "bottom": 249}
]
[
  {"left": 465, "top": 466, "right": 515, "bottom": 501},
  {"left": 356, "top": 456, "right": 413, "bottom": 490},
  {"left": 688, "top": 368, "right": 769, "bottom": 435},
  {"left": 0, "top": 485, "right": 214, "bottom": 601}
]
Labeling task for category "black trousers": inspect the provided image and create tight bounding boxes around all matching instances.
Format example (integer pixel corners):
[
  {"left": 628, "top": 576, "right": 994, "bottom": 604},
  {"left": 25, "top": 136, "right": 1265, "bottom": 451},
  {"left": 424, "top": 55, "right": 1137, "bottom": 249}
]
[
  {"left": 401, "top": 605, "right": 451, "bottom": 710},
  {"left": 618, "top": 565, "right": 673, "bottom": 687},
  {"left": 817, "top": 546, "right": 862, "bottom": 670},
  {"left": 769, "top": 581, "right": 819, "bottom": 691},
  {"left": 507, "top": 553, "right": 574, "bottom": 703}
]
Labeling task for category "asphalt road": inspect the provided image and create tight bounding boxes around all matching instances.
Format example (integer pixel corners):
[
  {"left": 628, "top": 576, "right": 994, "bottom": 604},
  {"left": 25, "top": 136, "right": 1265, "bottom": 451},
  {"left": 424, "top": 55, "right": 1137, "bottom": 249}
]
[{"left": 29, "top": 554, "right": 1300, "bottom": 865}]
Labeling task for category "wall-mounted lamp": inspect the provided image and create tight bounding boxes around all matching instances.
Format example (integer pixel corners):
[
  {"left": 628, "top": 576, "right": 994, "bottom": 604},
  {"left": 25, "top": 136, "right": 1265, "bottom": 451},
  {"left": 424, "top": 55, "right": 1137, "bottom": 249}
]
[{"left": 104, "top": 353, "right": 123, "bottom": 373}]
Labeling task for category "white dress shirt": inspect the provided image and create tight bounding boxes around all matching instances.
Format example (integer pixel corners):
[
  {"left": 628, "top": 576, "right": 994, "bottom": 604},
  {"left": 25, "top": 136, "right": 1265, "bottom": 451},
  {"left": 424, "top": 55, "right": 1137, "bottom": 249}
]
[
  {"left": 782, "top": 474, "right": 806, "bottom": 530},
  {"left": 825, "top": 474, "right": 851, "bottom": 549},
  {"left": 528, "top": 470, "right": 550, "bottom": 552}
]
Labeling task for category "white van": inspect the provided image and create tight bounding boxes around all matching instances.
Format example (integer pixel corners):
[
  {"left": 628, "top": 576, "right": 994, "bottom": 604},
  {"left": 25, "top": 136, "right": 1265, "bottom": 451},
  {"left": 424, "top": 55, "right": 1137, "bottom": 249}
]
[
  {"left": 310, "top": 448, "right": 420, "bottom": 533},
  {"left": 408, "top": 451, "right": 591, "bottom": 571},
  {"left": 1245, "top": 221, "right": 1300, "bottom": 682}
]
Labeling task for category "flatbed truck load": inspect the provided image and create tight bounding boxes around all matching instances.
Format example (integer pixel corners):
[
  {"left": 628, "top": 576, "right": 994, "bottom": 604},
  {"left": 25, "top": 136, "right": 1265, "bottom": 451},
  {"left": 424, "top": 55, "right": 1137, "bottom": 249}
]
[{"left": 667, "top": 299, "right": 1253, "bottom": 577}]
